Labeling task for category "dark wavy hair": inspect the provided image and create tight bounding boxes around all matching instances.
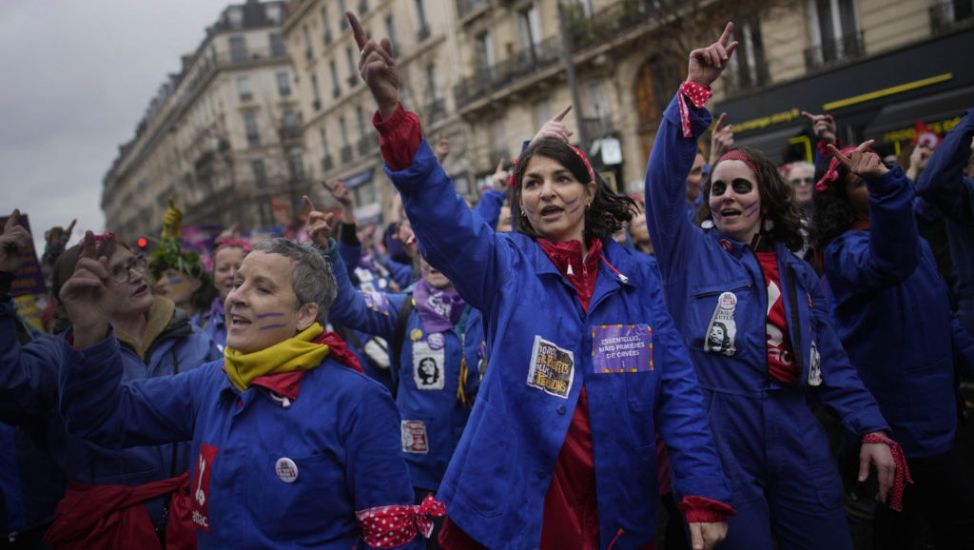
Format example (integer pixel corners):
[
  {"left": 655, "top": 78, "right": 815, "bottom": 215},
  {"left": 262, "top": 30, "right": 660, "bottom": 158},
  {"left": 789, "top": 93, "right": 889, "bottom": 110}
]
[
  {"left": 509, "top": 139, "right": 635, "bottom": 242},
  {"left": 696, "top": 146, "right": 804, "bottom": 251},
  {"left": 810, "top": 161, "right": 856, "bottom": 252}
]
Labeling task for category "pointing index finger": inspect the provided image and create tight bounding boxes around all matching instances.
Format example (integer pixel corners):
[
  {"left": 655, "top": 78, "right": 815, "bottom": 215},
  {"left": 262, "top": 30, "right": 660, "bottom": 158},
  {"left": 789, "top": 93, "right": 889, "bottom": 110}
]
[
  {"left": 827, "top": 144, "right": 852, "bottom": 167},
  {"left": 553, "top": 105, "right": 572, "bottom": 122},
  {"left": 347, "top": 12, "right": 368, "bottom": 50},
  {"left": 714, "top": 112, "right": 728, "bottom": 133},
  {"left": 302, "top": 195, "right": 317, "bottom": 213},
  {"left": 718, "top": 22, "right": 734, "bottom": 46},
  {"left": 4, "top": 209, "right": 20, "bottom": 232},
  {"left": 856, "top": 139, "right": 875, "bottom": 153},
  {"left": 80, "top": 231, "right": 97, "bottom": 260}
]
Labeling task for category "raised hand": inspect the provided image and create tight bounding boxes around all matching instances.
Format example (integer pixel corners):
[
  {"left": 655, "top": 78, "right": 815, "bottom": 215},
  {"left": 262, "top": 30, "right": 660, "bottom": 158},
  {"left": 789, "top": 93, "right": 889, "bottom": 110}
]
[
  {"left": 709, "top": 113, "right": 734, "bottom": 166},
  {"left": 434, "top": 134, "right": 450, "bottom": 164},
  {"left": 347, "top": 11, "right": 400, "bottom": 120},
  {"left": 688, "top": 22, "right": 738, "bottom": 88},
  {"left": 907, "top": 145, "right": 932, "bottom": 181},
  {"left": 0, "top": 209, "right": 32, "bottom": 274},
  {"left": 491, "top": 157, "right": 510, "bottom": 190},
  {"left": 688, "top": 520, "right": 728, "bottom": 550},
  {"left": 531, "top": 105, "right": 574, "bottom": 146},
  {"left": 59, "top": 231, "right": 112, "bottom": 346},
  {"left": 828, "top": 140, "right": 889, "bottom": 179},
  {"left": 303, "top": 195, "right": 337, "bottom": 248},
  {"left": 322, "top": 179, "right": 355, "bottom": 224},
  {"left": 801, "top": 111, "right": 837, "bottom": 144}
]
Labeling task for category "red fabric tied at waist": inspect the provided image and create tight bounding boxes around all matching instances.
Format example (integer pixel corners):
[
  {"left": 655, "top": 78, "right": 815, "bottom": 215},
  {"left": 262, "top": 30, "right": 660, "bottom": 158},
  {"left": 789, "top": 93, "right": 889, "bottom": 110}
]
[
  {"left": 43, "top": 473, "right": 195, "bottom": 550},
  {"left": 863, "top": 433, "right": 913, "bottom": 511},
  {"left": 357, "top": 493, "right": 446, "bottom": 548}
]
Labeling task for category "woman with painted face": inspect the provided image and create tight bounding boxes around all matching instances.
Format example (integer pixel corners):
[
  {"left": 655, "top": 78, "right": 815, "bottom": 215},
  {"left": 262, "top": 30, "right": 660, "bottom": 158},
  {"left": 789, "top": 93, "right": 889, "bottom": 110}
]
[
  {"left": 813, "top": 142, "right": 974, "bottom": 549},
  {"left": 0, "top": 213, "right": 219, "bottom": 548},
  {"left": 148, "top": 200, "right": 214, "bottom": 318},
  {"left": 348, "top": 11, "right": 732, "bottom": 550},
  {"left": 56, "top": 234, "right": 427, "bottom": 548},
  {"left": 305, "top": 201, "right": 483, "bottom": 545},
  {"left": 194, "top": 238, "right": 251, "bottom": 351},
  {"left": 643, "top": 24, "right": 901, "bottom": 550}
]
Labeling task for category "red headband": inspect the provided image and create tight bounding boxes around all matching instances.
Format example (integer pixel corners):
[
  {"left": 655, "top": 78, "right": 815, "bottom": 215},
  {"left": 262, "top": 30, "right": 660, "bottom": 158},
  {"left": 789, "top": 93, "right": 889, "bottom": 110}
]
[
  {"left": 715, "top": 150, "right": 759, "bottom": 176},
  {"left": 215, "top": 238, "right": 253, "bottom": 253},
  {"left": 815, "top": 145, "right": 858, "bottom": 193},
  {"left": 507, "top": 144, "right": 597, "bottom": 187},
  {"left": 94, "top": 232, "right": 115, "bottom": 246}
]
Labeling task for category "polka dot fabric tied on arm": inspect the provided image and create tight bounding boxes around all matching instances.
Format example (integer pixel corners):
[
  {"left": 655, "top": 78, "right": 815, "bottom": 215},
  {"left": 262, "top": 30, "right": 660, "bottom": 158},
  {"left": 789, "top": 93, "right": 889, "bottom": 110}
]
[
  {"left": 356, "top": 493, "right": 447, "bottom": 547},
  {"left": 678, "top": 81, "right": 713, "bottom": 139}
]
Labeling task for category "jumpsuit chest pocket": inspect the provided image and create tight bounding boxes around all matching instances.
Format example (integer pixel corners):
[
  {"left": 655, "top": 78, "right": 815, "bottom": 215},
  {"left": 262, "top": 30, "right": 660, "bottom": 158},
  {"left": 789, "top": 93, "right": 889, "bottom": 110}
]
[
  {"left": 689, "top": 280, "right": 754, "bottom": 356},
  {"left": 247, "top": 452, "right": 342, "bottom": 536}
]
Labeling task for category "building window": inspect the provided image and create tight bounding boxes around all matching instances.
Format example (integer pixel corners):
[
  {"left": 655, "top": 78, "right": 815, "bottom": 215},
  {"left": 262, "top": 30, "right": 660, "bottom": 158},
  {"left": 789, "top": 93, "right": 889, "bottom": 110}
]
[
  {"left": 330, "top": 61, "right": 341, "bottom": 98},
  {"left": 726, "top": 19, "right": 769, "bottom": 91},
  {"left": 807, "top": 0, "right": 861, "bottom": 67},
  {"left": 321, "top": 7, "right": 333, "bottom": 44},
  {"left": 288, "top": 151, "right": 306, "bottom": 181},
  {"left": 358, "top": 0, "right": 369, "bottom": 13},
  {"left": 229, "top": 36, "right": 248, "bottom": 62},
  {"left": 339, "top": 117, "right": 350, "bottom": 146},
  {"left": 311, "top": 74, "right": 322, "bottom": 109},
  {"left": 244, "top": 113, "right": 260, "bottom": 146},
  {"left": 251, "top": 159, "right": 268, "bottom": 188},
  {"left": 339, "top": 0, "right": 349, "bottom": 29},
  {"left": 533, "top": 98, "right": 553, "bottom": 130},
  {"left": 258, "top": 200, "right": 275, "bottom": 226},
  {"left": 384, "top": 15, "right": 398, "bottom": 55},
  {"left": 276, "top": 71, "right": 292, "bottom": 97},
  {"left": 415, "top": 0, "right": 431, "bottom": 39},
  {"left": 353, "top": 181, "right": 377, "bottom": 206},
  {"left": 302, "top": 25, "right": 313, "bottom": 60},
  {"left": 346, "top": 47, "right": 359, "bottom": 87},
  {"left": 236, "top": 74, "right": 253, "bottom": 101},
  {"left": 283, "top": 110, "right": 301, "bottom": 136},
  {"left": 266, "top": 4, "right": 282, "bottom": 24},
  {"left": 269, "top": 33, "right": 287, "bottom": 57},
  {"left": 475, "top": 31, "right": 495, "bottom": 70},
  {"left": 490, "top": 118, "right": 507, "bottom": 163},
  {"left": 517, "top": 5, "right": 542, "bottom": 53},
  {"left": 228, "top": 7, "right": 244, "bottom": 28}
]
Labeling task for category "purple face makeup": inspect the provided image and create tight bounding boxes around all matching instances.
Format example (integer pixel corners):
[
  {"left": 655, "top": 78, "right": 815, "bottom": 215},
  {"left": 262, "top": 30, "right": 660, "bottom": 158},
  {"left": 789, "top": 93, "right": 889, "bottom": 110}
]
[
  {"left": 259, "top": 323, "right": 288, "bottom": 331},
  {"left": 256, "top": 312, "right": 285, "bottom": 319}
]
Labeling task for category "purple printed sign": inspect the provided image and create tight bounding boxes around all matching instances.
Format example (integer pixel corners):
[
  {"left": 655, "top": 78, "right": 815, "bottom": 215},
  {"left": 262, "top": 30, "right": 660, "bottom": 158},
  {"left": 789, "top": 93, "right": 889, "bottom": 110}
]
[
  {"left": 0, "top": 214, "right": 46, "bottom": 297},
  {"left": 592, "top": 324, "right": 653, "bottom": 374}
]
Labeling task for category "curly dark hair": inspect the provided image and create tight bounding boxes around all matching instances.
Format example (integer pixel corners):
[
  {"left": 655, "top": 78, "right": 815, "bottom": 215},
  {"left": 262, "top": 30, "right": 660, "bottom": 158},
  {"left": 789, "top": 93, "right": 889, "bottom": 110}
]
[
  {"left": 810, "top": 161, "right": 856, "bottom": 252},
  {"left": 509, "top": 139, "right": 635, "bottom": 242},
  {"left": 696, "top": 146, "right": 805, "bottom": 251}
]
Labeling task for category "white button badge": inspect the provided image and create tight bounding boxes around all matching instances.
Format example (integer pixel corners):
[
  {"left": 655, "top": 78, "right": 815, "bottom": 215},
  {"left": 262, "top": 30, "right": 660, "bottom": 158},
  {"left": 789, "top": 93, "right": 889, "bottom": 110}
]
[{"left": 275, "top": 457, "right": 299, "bottom": 483}]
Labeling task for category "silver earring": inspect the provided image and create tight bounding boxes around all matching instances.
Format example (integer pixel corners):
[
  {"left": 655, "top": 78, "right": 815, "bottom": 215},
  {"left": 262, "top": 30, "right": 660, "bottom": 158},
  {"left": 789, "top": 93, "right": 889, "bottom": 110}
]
[
  {"left": 763, "top": 218, "right": 774, "bottom": 232},
  {"left": 701, "top": 219, "right": 714, "bottom": 229}
]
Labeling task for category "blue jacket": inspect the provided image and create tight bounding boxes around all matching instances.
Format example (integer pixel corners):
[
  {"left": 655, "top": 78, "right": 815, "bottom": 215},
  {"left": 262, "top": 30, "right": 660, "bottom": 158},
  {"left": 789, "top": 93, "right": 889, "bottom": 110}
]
[
  {"left": 0, "top": 296, "right": 218, "bottom": 527},
  {"left": 194, "top": 297, "right": 228, "bottom": 352},
  {"left": 1, "top": 420, "right": 64, "bottom": 538},
  {"left": 57, "top": 334, "right": 419, "bottom": 549},
  {"left": 473, "top": 188, "right": 507, "bottom": 229},
  {"left": 823, "top": 165, "right": 974, "bottom": 457},
  {"left": 916, "top": 107, "right": 974, "bottom": 336},
  {"left": 324, "top": 241, "right": 484, "bottom": 491},
  {"left": 387, "top": 140, "right": 730, "bottom": 549},
  {"left": 338, "top": 239, "right": 414, "bottom": 292},
  {"left": 644, "top": 93, "right": 887, "bottom": 435}
]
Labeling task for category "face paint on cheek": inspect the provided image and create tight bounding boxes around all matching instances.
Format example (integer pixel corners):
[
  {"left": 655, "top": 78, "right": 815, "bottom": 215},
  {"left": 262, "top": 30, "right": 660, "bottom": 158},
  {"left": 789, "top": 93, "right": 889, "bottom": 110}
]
[
  {"left": 256, "top": 312, "right": 285, "bottom": 319},
  {"left": 259, "top": 323, "right": 288, "bottom": 331},
  {"left": 742, "top": 200, "right": 760, "bottom": 219},
  {"left": 168, "top": 276, "right": 184, "bottom": 285}
]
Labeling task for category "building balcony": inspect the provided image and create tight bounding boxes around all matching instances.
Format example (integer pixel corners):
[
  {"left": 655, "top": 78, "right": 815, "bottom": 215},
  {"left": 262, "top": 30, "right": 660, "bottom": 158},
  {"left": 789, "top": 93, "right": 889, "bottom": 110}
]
[
  {"left": 565, "top": 0, "right": 651, "bottom": 51},
  {"left": 930, "top": 0, "right": 974, "bottom": 32},
  {"left": 804, "top": 32, "right": 865, "bottom": 71},
  {"left": 454, "top": 36, "right": 562, "bottom": 108},
  {"left": 456, "top": 0, "right": 488, "bottom": 19},
  {"left": 426, "top": 98, "right": 446, "bottom": 123},
  {"left": 340, "top": 144, "right": 353, "bottom": 163},
  {"left": 182, "top": 47, "right": 291, "bottom": 102},
  {"left": 280, "top": 125, "right": 303, "bottom": 142}
]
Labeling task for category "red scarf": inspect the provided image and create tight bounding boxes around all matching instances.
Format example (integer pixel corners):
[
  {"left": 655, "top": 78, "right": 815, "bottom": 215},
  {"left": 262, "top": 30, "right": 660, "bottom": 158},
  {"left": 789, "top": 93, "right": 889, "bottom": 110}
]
[{"left": 537, "top": 238, "right": 603, "bottom": 311}]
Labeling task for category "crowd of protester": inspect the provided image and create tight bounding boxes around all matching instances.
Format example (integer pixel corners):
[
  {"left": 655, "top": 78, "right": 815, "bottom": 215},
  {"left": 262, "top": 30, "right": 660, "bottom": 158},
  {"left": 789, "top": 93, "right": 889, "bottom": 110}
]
[{"left": 2, "top": 12, "right": 973, "bottom": 550}]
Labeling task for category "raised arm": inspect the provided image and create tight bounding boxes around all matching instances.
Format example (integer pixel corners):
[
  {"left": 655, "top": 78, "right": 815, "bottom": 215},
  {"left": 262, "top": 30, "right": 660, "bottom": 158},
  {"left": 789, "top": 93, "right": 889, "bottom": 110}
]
[
  {"left": 644, "top": 25, "right": 735, "bottom": 276},
  {"left": 916, "top": 108, "right": 974, "bottom": 222},
  {"left": 347, "top": 11, "right": 514, "bottom": 313},
  {"left": 824, "top": 143, "right": 920, "bottom": 288}
]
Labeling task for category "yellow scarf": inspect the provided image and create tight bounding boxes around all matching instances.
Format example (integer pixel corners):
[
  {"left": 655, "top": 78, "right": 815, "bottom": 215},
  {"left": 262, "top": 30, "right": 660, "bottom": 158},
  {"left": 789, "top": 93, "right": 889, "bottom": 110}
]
[{"left": 223, "top": 323, "right": 330, "bottom": 391}]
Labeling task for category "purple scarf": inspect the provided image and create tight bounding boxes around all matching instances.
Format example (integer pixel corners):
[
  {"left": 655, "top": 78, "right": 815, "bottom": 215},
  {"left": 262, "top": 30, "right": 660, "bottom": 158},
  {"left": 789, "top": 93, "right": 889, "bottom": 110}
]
[{"left": 413, "top": 278, "right": 464, "bottom": 333}]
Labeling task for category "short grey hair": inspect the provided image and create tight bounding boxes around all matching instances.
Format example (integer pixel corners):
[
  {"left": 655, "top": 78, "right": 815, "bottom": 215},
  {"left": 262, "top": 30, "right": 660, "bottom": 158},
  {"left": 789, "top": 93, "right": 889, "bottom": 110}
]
[{"left": 252, "top": 239, "right": 336, "bottom": 325}]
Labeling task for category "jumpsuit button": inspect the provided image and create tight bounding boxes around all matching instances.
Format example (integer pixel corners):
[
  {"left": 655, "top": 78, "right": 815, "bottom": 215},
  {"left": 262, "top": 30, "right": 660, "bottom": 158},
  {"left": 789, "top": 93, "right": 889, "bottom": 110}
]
[{"left": 556, "top": 405, "right": 566, "bottom": 415}]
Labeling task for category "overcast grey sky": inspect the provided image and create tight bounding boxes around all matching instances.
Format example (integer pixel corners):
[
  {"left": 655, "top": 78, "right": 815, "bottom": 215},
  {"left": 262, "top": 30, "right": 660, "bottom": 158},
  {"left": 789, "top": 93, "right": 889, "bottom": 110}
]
[{"left": 0, "top": 0, "right": 232, "bottom": 254}]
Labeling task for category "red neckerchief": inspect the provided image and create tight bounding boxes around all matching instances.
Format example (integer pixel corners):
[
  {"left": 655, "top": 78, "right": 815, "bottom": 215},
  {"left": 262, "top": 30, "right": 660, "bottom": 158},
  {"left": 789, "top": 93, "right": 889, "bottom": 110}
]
[
  {"left": 537, "top": 238, "right": 603, "bottom": 312},
  {"left": 248, "top": 331, "right": 364, "bottom": 401}
]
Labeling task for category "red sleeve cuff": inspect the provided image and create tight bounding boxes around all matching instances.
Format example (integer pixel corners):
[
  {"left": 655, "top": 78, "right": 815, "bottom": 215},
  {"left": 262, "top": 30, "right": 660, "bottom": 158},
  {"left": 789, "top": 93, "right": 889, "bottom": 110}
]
[
  {"left": 372, "top": 103, "right": 423, "bottom": 171},
  {"left": 678, "top": 495, "right": 736, "bottom": 523}
]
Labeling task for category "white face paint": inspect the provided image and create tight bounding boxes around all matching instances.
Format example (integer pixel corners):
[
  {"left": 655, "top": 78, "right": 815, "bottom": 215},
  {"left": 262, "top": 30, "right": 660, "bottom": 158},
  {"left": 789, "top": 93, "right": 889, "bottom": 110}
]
[{"left": 709, "top": 160, "right": 762, "bottom": 244}]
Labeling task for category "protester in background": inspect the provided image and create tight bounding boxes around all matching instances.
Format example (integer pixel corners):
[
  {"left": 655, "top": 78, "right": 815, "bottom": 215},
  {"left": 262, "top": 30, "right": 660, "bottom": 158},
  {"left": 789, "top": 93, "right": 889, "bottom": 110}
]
[
  {"left": 195, "top": 236, "right": 251, "bottom": 352},
  {"left": 41, "top": 219, "right": 76, "bottom": 286},
  {"left": 814, "top": 140, "right": 974, "bottom": 549},
  {"left": 916, "top": 107, "right": 974, "bottom": 336},
  {"left": 644, "top": 25, "right": 900, "bottom": 550},
  {"left": 57, "top": 234, "right": 428, "bottom": 548},
  {"left": 306, "top": 201, "right": 484, "bottom": 547},
  {"left": 802, "top": 111, "right": 841, "bottom": 168},
  {"left": 350, "top": 12, "right": 733, "bottom": 549},
  {"left": 472, "top": 158, "right": 510, "bottom": 230},
  {"left": 0, "top": 212, "right": 218, "bottom": 548}
]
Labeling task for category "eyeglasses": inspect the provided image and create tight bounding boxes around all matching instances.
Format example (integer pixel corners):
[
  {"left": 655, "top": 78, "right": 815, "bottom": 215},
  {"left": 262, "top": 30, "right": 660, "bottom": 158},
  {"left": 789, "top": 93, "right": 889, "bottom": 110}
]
[
  {"left": 790, "top": 177, "right": 814, "bottom": 186},
  {"left": 109, "top": 254, "right": 148, "bottom": 283}
]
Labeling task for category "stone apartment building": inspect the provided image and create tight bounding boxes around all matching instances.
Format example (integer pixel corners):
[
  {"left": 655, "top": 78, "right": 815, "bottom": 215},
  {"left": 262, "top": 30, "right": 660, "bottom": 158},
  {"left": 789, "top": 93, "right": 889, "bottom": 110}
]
[
  {"left": 103, "top": 0, "right": 973, "bottom": 235},
  {"left": 102, "top": 0, "right": 305, "bottom": 242}
]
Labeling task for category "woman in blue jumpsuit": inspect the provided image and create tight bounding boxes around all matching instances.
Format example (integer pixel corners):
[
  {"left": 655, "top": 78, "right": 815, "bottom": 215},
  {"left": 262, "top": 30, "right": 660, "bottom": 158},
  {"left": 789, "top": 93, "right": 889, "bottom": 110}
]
[
  {"left": 813, "top": 141, "right": 974, "bottom": 549},
  {"left": 348, "top": 12, "right": 733, "bottom": 550},
  {"left": 643, "top": 24, "right": 898, "bottom": 550}
]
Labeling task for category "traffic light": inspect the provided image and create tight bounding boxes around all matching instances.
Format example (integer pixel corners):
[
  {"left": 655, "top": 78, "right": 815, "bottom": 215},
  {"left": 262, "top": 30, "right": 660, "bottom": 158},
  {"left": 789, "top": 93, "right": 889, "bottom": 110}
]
[{"left": 136, "top": 237, "right": 149, "bottom": 252}]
